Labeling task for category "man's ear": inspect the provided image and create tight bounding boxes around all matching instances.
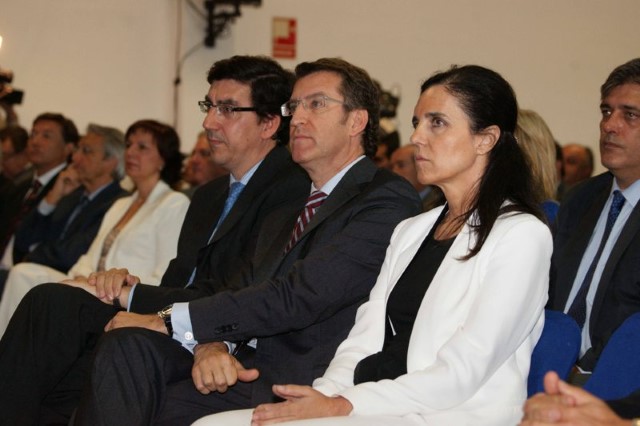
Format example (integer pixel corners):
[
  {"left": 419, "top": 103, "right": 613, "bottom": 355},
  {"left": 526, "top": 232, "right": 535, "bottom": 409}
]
[
  {"left": 349, "top": 109, "right": 368, "bottom": 137},
  {"left": 476, "top": 125, "right": 500, "bottom": 155},
  {"left": 260, "top": 115, "right": 281, "bottom": 140}
]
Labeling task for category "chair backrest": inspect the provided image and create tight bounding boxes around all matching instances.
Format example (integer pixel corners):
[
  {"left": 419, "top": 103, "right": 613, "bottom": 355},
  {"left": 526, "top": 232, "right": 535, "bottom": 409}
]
[
  {"left": 584, "top": 312, "right": 640, "bottom": 400},
  {"left": 528, "top": 310, "right": 581, "bottom": 396}
]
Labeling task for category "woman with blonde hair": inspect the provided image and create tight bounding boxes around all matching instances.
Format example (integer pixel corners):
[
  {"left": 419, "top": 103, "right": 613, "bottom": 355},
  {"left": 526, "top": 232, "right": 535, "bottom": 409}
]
[{"left": 515, "top": 109, "right": 560, "bottom": 223}]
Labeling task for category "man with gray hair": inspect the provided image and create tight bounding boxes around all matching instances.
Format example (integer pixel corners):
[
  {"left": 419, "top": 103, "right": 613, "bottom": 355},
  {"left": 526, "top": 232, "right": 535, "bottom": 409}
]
[{"left": 8, "top": 123, "right": 128, "bottom": 276}]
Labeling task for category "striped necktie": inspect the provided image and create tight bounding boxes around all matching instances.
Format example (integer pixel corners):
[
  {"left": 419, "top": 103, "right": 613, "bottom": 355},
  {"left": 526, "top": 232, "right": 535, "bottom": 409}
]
[{"left": 284, "top": 190, "right": 328, "bottom": 254}]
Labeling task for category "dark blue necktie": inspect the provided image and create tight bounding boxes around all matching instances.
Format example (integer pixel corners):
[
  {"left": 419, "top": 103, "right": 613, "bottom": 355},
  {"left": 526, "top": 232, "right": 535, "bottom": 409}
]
[
  {"left": 568, "top": 190, "right": 626, "bottom": 328},
  {"left": 60, "top": 195, "right": 90, "bottom": 240}
]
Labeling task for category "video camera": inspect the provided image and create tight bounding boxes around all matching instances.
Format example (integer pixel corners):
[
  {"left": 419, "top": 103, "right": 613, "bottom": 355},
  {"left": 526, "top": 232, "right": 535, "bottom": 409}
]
[{"left": 0, "top": 67, "right": 24, "bottom": 105}]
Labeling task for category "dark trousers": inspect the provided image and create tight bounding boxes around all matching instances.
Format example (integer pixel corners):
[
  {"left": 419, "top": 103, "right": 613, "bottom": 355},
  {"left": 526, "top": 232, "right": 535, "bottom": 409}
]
[
  {"left": 74, "top": 328, "right": 255, "bottom": 426},
  {"left": 0, "top": 283, "right": 117, "bottom": 425}
]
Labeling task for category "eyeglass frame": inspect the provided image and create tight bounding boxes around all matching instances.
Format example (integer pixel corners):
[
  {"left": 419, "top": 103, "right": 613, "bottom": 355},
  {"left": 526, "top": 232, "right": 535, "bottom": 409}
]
[
  {"left": 280, "top": 94, "right": 347, "bottom": 117},
  {"left": 198, "top": 100, "right": 257, "bottom": 118}
]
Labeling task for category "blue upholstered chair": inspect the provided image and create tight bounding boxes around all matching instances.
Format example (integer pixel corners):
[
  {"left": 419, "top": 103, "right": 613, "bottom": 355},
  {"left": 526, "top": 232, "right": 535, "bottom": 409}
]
[
  {"left": 527, "top": 310, "right": 581, "bottom": 396},
  {"left": 584, "top": 312, "right": 640, "bottom": 400}
]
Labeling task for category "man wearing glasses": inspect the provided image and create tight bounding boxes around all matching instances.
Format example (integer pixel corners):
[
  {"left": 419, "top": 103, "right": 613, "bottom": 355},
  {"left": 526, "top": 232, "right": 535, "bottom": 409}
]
[
  {"left": 0, "top": 57, "right": 421, "bottom": 425},
  {"left": 0, "top": 55, "right": 309, "bottom": 424}
]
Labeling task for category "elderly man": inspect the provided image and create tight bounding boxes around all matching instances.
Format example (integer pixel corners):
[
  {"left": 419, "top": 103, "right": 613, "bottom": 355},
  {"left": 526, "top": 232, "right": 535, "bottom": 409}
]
[
  {"left": 62, "top": 57, "right": 421, "bottom": 425},
  {"left": 391, "top": 144, "right": 444, "bottom": 211},
  {"left": 549, "top": 57, "right": 640, "bottom": 374},
  {"left": 562, "top": 143, "right": 594, "bottom": 188},
  {"left": 181, "top": 131, "right": 227, "bottom": 198}
]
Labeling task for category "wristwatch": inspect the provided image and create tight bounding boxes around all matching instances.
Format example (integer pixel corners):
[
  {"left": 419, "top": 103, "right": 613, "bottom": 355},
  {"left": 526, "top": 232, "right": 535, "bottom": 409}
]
[{"left": 157, "top": 304, "right": 174, "bottom": 336}]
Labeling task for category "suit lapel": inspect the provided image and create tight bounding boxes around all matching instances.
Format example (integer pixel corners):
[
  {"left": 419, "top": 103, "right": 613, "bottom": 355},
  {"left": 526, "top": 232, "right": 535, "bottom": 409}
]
[
  {"left": 555, "top": 182, "right": 610, "bottom": 307},
  {"left": 59, "top": 182, "right": 124, "bottom": 237},
  {"left": 208, "top": 146, "right": 290, "bottom": 246},
  {"left": 283, "top": 158, "right": 377, "bottom": 258}
]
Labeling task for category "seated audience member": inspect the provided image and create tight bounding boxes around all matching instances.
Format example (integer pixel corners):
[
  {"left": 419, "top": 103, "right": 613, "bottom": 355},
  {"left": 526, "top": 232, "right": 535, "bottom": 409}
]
[
  {"left": 515, "top": 109, "right": 560, "bottom": 224},
  {"left": 562, "top": 142, "right": 594, "bottom": 189},
  {"left": 0, "top": 57, "right": 420, "bottom": 425},
  {"left": 0, "top": 124, "right": 127, "bottom": 293},
  {"left": 197, "top": 65, "right": 552, "bottom": 426},
  {"left": 181, "top": 131, "right": 227, "bottom": 198},
  {"left": 0, "top": 125, "right": 31, "bottom": 189},
  {"left": 0, "top": 126, "right": 31, "bottom": 233},
  {"left": 0, "top": 113, "right": 79, "bottom": 265},
  {"left": 520, "top": 371, "right": 639, "bottom": 425},
  {"left": 0, "top": 119, "right": 189, "bottom": 335},
  {"left": 11, "top": 124, "right": 128, "bottom": 268},
  {"left": 548, "top": 58, "right": 640, "bottom": 374},
  {"left": 373, "top": 129, "right": 399, "bottom": 169},
  {"left": 391, "top": 144, "right": 444, "bottom": 211}
]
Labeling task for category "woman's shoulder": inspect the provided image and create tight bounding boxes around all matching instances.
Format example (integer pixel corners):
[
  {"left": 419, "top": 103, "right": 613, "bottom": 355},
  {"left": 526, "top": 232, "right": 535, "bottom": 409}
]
[
  {"left": 392, "top": 206, "right": 445, "bottom": 239},
  {"left": 494, "top": 210, "right": 551, "bottom": 239},
  {"left": 149, "top": 181, "right": 190, "bottom": 206}
]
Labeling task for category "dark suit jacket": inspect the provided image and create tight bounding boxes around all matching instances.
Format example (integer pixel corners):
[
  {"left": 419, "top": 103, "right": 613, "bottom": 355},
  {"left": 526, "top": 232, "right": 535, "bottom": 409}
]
[
  {"left": 607, "top": 388, "right": 640, "bottom": 419},
  {"left": 183, "top": 158, "right": 422, "bottom": 404},
  {"left": 13, "top": 181, "right": 128, "bottom": 271},
  {"left": 0, "top": 169, "right": 61, "bottom": 250},
  {"left": 549, "top": 172, "right": 640, "bottom": 370},
  {"left": 131, "top": 145, "right": 312, "bottom": 303}
]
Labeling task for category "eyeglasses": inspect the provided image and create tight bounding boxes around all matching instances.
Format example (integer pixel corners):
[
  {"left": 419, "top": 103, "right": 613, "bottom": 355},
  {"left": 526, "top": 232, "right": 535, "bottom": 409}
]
[
  {"left": 281, "top": 94, "right": 345, "bottom": 117},
  {"left": 72, "top": 145, "right": 99, "bottom": 156},
  {"left": 198, "top": 100, "right": 257, "bottom": 119}
]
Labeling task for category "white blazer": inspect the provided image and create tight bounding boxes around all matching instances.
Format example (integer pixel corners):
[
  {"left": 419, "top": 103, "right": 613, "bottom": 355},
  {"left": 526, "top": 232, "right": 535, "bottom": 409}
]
[
  {"left": 313, "top": 206, "right": 553, "bottom": 426},
  {"left": 69, "top": 180, "right": 189, "bottom": 285}
]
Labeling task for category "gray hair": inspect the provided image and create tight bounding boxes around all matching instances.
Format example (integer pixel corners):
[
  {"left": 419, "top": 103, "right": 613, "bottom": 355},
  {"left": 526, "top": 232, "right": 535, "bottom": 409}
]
[{"left": 86, "top": 123, "right": 126, "bottom": 180}]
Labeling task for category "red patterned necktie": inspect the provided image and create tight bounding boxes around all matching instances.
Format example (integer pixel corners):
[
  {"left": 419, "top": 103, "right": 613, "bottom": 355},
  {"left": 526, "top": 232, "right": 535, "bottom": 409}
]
[{"left": 284, "top": 190, "right": 327, "bottom": 254}]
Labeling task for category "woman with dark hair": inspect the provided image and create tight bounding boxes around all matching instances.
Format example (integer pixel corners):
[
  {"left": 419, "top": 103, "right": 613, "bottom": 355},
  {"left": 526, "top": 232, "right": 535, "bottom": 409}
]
[
  {"left": 0, "top": 120, "right": 189, "bottom": 334},
  {"left": 196, "top": 65, "right": 552, "bottom": 426}
]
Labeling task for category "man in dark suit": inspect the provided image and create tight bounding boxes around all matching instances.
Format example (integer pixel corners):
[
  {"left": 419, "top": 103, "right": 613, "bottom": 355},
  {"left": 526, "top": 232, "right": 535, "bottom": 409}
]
[
  {"left": 0, "top": 125, "right": 31, "bottom": 235},
  {"left": 0, "top": 55, "right": 311, "bottom": 425},
  {"left": 11, "top": 124, "right": 128, "bottom": 269},
  {"left": 548, "top": 58, "right": 640, "bottom": 372},
  {"left": 0, "top": 112, "right": 79, "bottom": 267},
  {"left": 69, "top": 58, "right": 421, "bottom": 425}
]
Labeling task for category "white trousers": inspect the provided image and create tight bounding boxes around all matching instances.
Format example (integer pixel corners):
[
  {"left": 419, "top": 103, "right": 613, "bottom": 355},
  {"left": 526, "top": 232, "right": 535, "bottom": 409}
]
[
  {"left": 0, "top": 262, "right": 67, "bottom": 337},
  {"left": 192, "top": 409, "right": 426, "bottom": 426}
]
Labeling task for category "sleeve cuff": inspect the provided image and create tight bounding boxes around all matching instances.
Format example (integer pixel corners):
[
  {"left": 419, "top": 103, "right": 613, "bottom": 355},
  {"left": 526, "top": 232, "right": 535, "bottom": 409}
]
[{"left": 172, "top": 302, "right": 198, "bottom": 353}]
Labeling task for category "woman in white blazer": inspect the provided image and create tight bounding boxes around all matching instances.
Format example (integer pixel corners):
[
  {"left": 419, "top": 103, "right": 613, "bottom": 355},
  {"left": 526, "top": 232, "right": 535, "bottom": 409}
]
[
  {"left": 0, "top": 120, "right": 189, "bottom": 335},
  {"left": 196, "top": 65, "right": 553, "bottom": 426}
]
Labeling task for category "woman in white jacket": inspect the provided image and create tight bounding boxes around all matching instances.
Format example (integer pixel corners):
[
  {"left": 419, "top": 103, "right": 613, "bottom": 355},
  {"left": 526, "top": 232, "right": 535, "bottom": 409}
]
[
  {"left": 0, "top": 120, "right": 189, "bottom": 335},
  {"left": 196, "top": 65, "right": 553, "bottom": 426}
]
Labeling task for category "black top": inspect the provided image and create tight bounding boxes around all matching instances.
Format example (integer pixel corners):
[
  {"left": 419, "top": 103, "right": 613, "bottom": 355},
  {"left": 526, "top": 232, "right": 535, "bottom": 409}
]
[{"left": 354, "top": 209, "right": 455, "bottom": 384}]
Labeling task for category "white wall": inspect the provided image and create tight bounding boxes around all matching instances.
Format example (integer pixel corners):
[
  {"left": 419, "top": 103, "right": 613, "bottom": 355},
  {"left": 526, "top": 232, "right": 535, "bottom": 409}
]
[{"left": 1, "top": 0, "right": 639, "bottom": 174}]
